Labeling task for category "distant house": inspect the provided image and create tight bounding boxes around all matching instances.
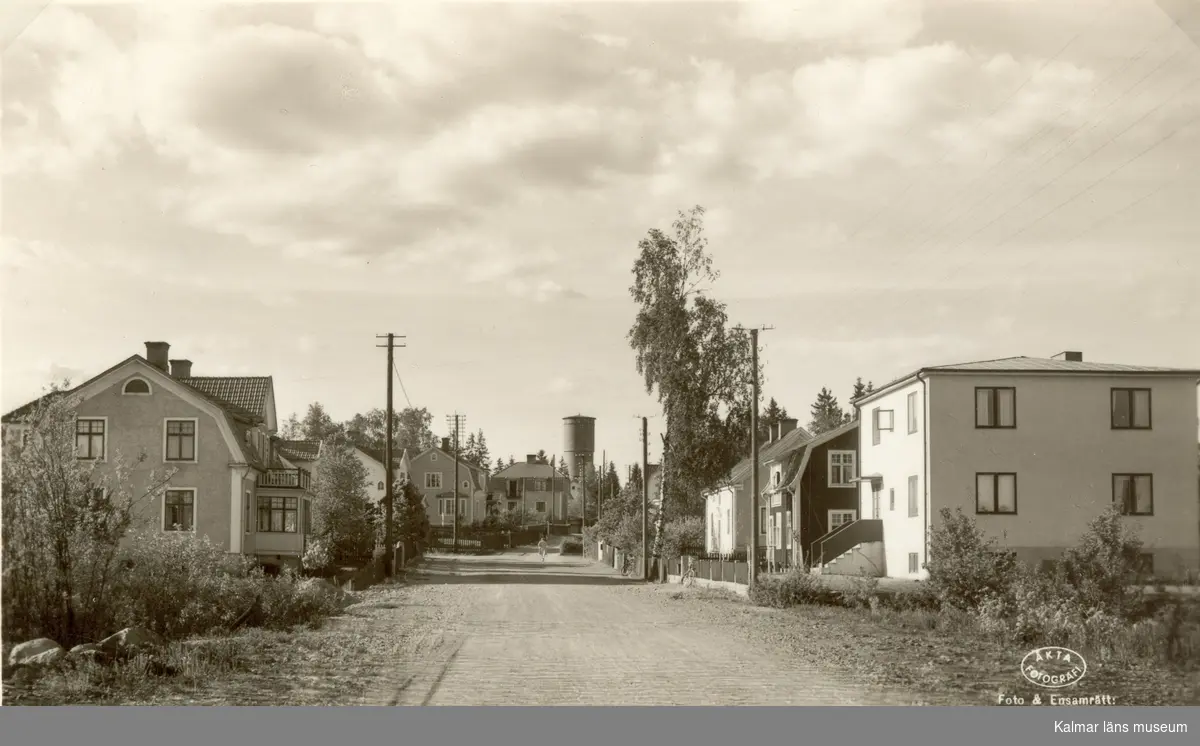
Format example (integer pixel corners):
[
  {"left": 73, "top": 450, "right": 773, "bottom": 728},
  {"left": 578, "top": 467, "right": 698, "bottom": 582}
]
[
  {"left": 1, "top": 341, "right": 317, "bottom": 572},
  {"left": 834, "top": 352, "right": 1200, "bottom": 580},
  {"left": 491, "top": 455, "right": 572, "bottom": 521},
  {"left": 768, "top": 420, "right": 859, "bottom": 569},
  {"left": 355, "top": 446, "right": 412, "bottom": 505},
  {"left": 704, "top": 419, "right": 812, "bottom": 557},
  {"left": 407, "top": 438, "right": 490, "bottom": 527}
]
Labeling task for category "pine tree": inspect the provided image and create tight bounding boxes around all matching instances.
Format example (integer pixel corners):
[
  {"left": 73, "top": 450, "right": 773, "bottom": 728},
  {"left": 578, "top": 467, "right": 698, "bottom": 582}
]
[
  {"left": 851, "top": 377, "right": 868, "bottom": 401},
  {"left": 808, "top": 387, "right": 846, "bottom": 436},
  {"left": 463, "top": 432, "right": 478, "bottom": 465},
  {"left": 473, "top": 429, "right": 490, "bottom": 469},
  {"left": 760, "top": 397, "right": 790, "bottom": 441},
  {"left": 494, "top": 457, "right": 506, "bottom": 474}
]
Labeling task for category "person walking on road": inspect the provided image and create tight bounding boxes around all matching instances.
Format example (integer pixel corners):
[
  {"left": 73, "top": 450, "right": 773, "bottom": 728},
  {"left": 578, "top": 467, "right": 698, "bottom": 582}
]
[{"left": 538, "top": 537, "right": 548, "bottom": 562}]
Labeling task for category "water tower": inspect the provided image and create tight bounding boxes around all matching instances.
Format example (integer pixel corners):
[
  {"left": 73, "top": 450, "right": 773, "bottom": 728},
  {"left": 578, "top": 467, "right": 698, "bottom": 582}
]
[{"left": 562, "top": 415, "right": 596, "bottom": 483}]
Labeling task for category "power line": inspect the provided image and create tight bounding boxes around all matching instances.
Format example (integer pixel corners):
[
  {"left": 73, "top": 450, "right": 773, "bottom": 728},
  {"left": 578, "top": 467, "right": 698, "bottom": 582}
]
[
  {"left": 912, "top": 75, "right": 1198, "bottom": 287},
  {"left": 893, "top": 8, "right": 1198, "bottom": 256},
  {"left": 391, "top": 359, "right": 413, "bottom": 409},
  {"left": 838, "top": 0, "right": 1121, "bottom": 246},
  {"left": 908, "top": 45, "right": 1196, "bottom": 266}
]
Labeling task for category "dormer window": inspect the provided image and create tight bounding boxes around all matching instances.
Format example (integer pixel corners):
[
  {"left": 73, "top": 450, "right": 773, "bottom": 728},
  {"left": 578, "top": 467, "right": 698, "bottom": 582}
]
[{"left": 123, "top": 378, "right": 151, "bottom": 395}]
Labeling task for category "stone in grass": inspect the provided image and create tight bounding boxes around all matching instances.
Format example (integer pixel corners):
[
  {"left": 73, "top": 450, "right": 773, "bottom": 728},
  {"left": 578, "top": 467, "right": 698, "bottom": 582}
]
[
  {"left": 7, "top": 638, "right": 64, "bottom": 666},
  {"left": 98, "top": 626, "right": 166, "bottom": 657},
  {"left": 68, "top": 643, "right": 105, "bottom": 661}
]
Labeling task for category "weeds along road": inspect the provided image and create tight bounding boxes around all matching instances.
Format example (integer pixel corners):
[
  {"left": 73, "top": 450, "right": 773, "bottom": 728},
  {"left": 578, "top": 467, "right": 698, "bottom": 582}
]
[{"left": 356, "top": 548, "right": 923, "bottom": 706}]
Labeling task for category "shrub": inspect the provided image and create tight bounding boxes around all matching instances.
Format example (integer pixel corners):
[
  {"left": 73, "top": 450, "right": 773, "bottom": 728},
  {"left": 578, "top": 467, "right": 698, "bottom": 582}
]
[
  {"left": 842, "top": 571, "right": 881, "bottom": 610},
  {"left": 749, "top": 569, "right": 842, "bottom": 608},
  {"left": 658, "top": 516, "right": 704, "bottom": 562},
  {"left": 1057, "top": 507, "right": 1146, "bottom": 619},
  {"left": 925, "top": 508, "right": 1019, "bottom": 611},
  {"left": 257, "top": 570, "right": 348, "bottom": 629},
  {"left": 302, "top": 538, "right": 334, "bottom": 573},
  {"left": 561, "top": 537, "right": 583, "bottom": 555}
]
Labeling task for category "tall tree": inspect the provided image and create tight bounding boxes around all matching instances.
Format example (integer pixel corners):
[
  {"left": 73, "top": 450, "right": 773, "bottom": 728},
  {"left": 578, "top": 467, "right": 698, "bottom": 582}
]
[
  {"left": 280, "top": 412, "right": 302, "bottom": 440},
  {"left": 808, "top": 388, "right": 846, "bottom": 435},
  {"left": 628, "top": 205, "right": 757, "bottom": 518},
  {"left": 494, "top": 457, "right": 506, "bottom": 474},
  {"left": 472, "top": 429, "right": 490, "bottom": 469},
  {"left": 535, "top": 449, "right": 548, "bottom": 464},
  {"left": 343, "top": 407, "right": 438, "bottom": 455},
  {"left": 300, "top": 402, "right": 343, "bottom": 442},
  {"left": 376, "top": 478, "right": 430, "bottom": 551},
  {"left": 310, "top": 438, "right": 373, "bottom": 563},
  {"left": 759, "top": 396, "right": 790, "bottom": 441}
]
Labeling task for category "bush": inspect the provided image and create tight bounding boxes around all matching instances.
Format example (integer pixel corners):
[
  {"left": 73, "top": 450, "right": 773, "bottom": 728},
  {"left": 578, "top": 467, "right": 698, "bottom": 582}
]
[
  {"left": 925, "top": 507, "right": 1019, "bottom": 611},
  {"left": 749, "top": 569, "right": 842, "bottom": 608},
  {"left": 658, "top": 516, "right": 704, "bottom": 562},
  {"left": 561, "top": 537, "right": 583, "bottom": 555},
  {"left": 302, "top": 538, "right": 334, "bottom": 573},
  {"left": 1057, "top": 508, "right": 1146, "bottom": 619}
]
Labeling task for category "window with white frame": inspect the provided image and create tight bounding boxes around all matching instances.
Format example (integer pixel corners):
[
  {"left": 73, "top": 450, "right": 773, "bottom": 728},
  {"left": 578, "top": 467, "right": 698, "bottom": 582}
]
[
  {"left": 908, "top": 553, "right": 919, "bottom": 574},
  {"left": 440, "top": 498, "right": 454, "bottom": 516},
  {"left": 907, "top": 391, "right": 919, "bottom": 434},
  {"left": 165, "top": 419, "right": 196, "bottom": 461},
  {"left": 426, "top": 472, "right": 443, "bottom": 489},
  {"left": 244, "top": 491, "right": 253, "bottom": 534},
  {"left": 759, "top": 505, "right": 767, "bottom": 535},
  {"left": 908, "top": 475, "right": 919, "bottom": 517},
  {"left": 773, "top": 515, "right": 781, "bottom": 548},
  {"left": 785, "top": 511, "right": 792, "bottom": 550},
  {"left": 377, "top": 481, "right": 385, "bottom": 491},
  {"left": 164, "top": 489, "right": 195, "bottom": 531},
  {"left": 76, "top": 418, "right": 106, "bottom": 460},
  {"left": 829, "top": 510, "right": 856, "bottom": 530},
  {"left": 258, "top": 496, "right": 298, "bottom": 533},
  {"left": 828, "top": 451, "right": 856, "bottom": 487},
  {"left": 462, "top": 480, "right": 470, "bottom": 490}
]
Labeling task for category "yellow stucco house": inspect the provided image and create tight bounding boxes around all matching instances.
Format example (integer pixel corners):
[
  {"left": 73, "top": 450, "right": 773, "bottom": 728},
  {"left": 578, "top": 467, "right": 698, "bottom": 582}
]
[{"left": 2, "top": 341, "right": 318, "bottom": 571}]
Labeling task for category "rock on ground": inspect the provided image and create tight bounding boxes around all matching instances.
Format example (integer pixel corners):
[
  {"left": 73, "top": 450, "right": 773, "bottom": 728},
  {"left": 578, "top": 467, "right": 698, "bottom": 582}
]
[
  {"left": 98, "top": 626, "right": 166, "bottom": 655},
  {"left": 8, "top": 638, "right": 64, "bottom": 666}
]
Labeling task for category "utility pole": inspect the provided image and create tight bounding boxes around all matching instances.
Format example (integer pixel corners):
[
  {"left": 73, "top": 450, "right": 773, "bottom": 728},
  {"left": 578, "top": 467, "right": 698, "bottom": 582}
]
[
  {"left": 599, "top": 449, "right": 605, "bottom": 522},
  {"left": 642, "top": 416, "right": 649, "bottom": 581},
  {"left": 734, "top": 325, "right": 773, "bottom": 585},
  {"left": 376, "top": 334, "right": 406, "bottom": 578},
  {"left": 446, "top": 413, "right": 466, "bottom": 554}
]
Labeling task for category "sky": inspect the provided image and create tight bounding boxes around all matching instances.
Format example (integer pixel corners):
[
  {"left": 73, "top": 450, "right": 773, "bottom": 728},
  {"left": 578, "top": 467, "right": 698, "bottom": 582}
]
[{"left": 3, "top": 0, "right": 1199, "bottom": 472}]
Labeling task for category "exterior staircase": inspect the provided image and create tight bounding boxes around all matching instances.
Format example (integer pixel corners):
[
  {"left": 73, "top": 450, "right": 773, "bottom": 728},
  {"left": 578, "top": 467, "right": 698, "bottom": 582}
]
[{"left": 809, "top": 519, "right": 884, "bottom": 576}]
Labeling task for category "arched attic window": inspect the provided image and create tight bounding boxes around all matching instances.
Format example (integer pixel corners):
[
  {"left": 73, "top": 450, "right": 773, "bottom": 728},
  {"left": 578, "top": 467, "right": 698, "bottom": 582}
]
[
  {"left": 377, "top": 481, "right": 385, "bottom": 491},
  {"left": 123, "top": 378, "right": 151, "bottom": 395}
]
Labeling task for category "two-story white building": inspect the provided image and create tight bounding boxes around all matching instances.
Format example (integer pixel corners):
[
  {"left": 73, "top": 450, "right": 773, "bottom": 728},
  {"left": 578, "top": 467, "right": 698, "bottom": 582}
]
[{"left": 833, "top": 351, "right": 1200, "bottom": 580}]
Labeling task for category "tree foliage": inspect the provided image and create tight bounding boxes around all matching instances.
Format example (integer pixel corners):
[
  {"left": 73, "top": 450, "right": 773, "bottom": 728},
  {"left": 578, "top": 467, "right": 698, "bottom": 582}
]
[
  {"left": 299, "top": 402, "right": 344, "bottom": 443},
  {"left": 376, "top": 479, "right": 431, "bottom": 551},
  {"left": 309, "top": 438, "right": 374, "bottom": 563},
  {"left": 2, "top": 389, "right": 174, "bottom": 646},
  {"left": 807, "top": 387, "right": 847, "bottom": 435},
  {"left": 343, "top": 406, "right": 439, "bottom": 455},
  {"left": 627, "top": 205, "right": 758, "bottom": 518}
]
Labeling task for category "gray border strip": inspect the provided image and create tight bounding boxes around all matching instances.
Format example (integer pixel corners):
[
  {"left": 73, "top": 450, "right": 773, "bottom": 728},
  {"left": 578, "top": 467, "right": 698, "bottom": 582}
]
[{"left": 1, "top": 707, "right": 1197, "bottom": 746}]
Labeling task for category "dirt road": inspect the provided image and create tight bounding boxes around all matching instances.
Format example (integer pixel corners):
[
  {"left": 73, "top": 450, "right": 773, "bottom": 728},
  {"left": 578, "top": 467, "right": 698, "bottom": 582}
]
[{"left": 365, "top": 549, "right": 921, "bottom": 706}]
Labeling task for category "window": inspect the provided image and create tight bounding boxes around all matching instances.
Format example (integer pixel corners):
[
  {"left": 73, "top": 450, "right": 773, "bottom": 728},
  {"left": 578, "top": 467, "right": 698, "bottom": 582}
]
[
  {"left": 377, "top": 481, "right": 385, "bottom": 491},
  {"left": 975, "top": 387, "right": 1016, "bottom": 428},
  {"left": 726, "top": 509, "right": 731, "bottom": 528},
  {"left": 303, "top": 500, "right": 312, "bottom": 534},
  {"left": 507, "top": 501, "right": 517, "bottom": 512},
  {"left": 1113, "top": 474, "right": 1153, "bottom": 516},
  {"left": 164, "top": 489, "right": 195, "bottom": 531},
  {"left": 907, "top": 392, "right": 918, "bottom": 434},
  {"left": 462, "top": 480, "right": 471, "bottom": 490},
  {"left": 976, "top": 473, "right": 1017, "bottom": 514},
  {"left": 829, "top": 510, "right": 856, "bottom": 530},
  {"left": 908, "top": 553, "right": 919, "bottom": 574},
  {"left": 165, "top": 419, "right": 197, "bottom": 461},
  {"left": 398, "top": 471, "right": 408, "bottom": 483},
  {"left": 258, "top": 496, "right": 298, "bottom": 533},
  {"left": 828, "top": 451, "right": 857, "bottom": 487},
  {"left": 123, "top": 378, "right": 151, "bottom": 395},
  {"left": 889, "top": 488, "right": 895, "bottom": 511},
  {"left": 76, "top": 418, "right": 106, "bottom": 460},
  {"left": 907, "top": 475, "right": 919, "bottom": 517},
  {"left": 1111, "top": 388, "right": 1151, "bottom": 429},
  {"left": 535, "top": 501, "right": 547, "bottom": 513},
  {"left": 458, "top": 499, "right": 466, "bottom": 517},
  {"left": 439, "top": 498, "right": 453, "bottom": 516},
  {"left": 759, "top": 505, "right": 767, "bottom": 535},
  {"left": 773, "top": 515, "right": 781, "bottom": 548},
  {"left": 425, "top": 473, "right": 442, "bottom": 489},
  {"left": 872, "top": 408, "right": 881, "bottom": 445},
  {"left": 431, "top": 453, "right": 438, "bottom": 462},
  {"left": 785, "top": 511, "right": 792, "bottom": 550},
  {"left": 244, "top": 491, "right": 253, "bottom": 534}
]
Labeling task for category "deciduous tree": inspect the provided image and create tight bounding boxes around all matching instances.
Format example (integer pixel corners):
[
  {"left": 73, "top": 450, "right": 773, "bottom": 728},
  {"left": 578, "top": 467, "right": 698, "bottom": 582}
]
[{"left": 310, "top": 438, "right": 373, "bottom": 563}]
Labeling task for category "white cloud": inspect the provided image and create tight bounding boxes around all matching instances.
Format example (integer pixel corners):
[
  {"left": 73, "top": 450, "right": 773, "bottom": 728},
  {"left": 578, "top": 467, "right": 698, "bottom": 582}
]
[{"left": 735, "top": 0, "right": 925, "bottom": 48}]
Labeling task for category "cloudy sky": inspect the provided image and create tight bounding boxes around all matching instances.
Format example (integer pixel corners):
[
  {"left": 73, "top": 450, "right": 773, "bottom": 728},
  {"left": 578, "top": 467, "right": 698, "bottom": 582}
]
[{"left": 3, "top": 0, "right": 1198, "bottom": 471}]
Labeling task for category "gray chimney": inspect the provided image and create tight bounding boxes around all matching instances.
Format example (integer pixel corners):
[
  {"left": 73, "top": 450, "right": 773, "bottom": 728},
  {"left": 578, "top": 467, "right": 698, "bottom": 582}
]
[
  {"left": 441, "top": 437, "right": 450, "bottom": 452},
  {"left": 526, "top": 454, "right": 538, "bottom": 465},
  {"left": 779, "top": 418, "right": 798, "bottom": 438},
  {"left": 169, "top": 359, "right": 192, "bottom": 378},
  {"left": 145, "top": 341, "right": 170, "bottom": 372},
  {"left": 1052, "top": 351, "right": 1083, "bottom": 362}
]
